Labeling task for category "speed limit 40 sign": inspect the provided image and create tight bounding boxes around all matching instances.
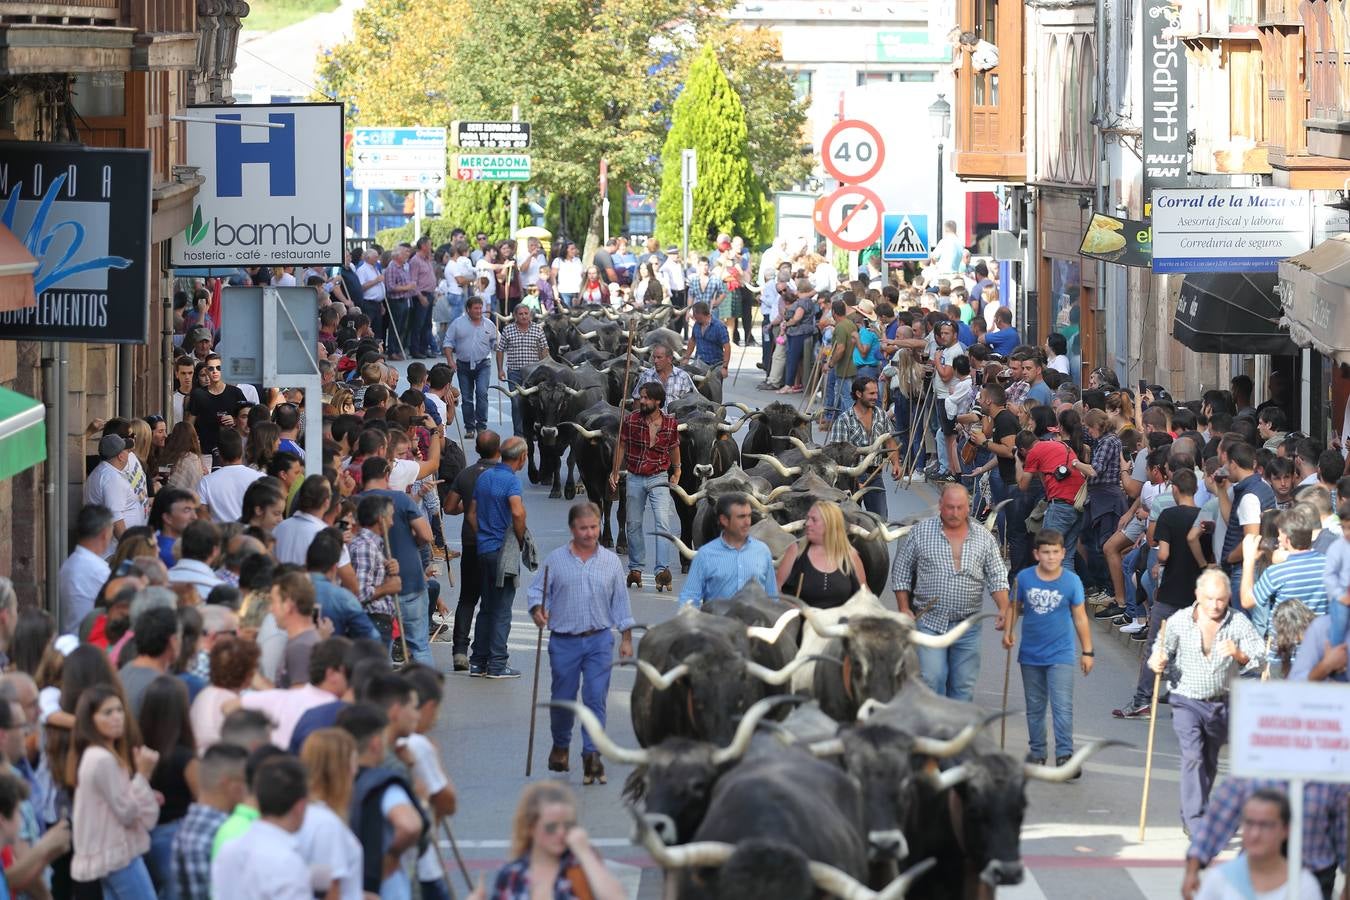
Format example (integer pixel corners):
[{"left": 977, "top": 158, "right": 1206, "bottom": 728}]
[{"left": 820, "top": 119, "right": 886, "bottom": 184}]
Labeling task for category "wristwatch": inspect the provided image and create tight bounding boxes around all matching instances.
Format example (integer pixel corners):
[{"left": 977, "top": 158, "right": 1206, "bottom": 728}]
[{"left": 1081, "top": 650, "right": 1095, "bottom": 657}]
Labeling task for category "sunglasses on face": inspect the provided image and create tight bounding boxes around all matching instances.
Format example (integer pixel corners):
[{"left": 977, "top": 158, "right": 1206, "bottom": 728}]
[
  {"left": 206, "top": 365, "right": 222, "bottom": 371},
  {"left": 540, "top": 820, "right": 576, "bottom": 835}
]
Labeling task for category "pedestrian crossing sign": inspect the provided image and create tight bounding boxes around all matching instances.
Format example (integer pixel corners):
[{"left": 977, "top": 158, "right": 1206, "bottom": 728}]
[{"left": 881, "top": 213, "right": 929, "bottom": 262}]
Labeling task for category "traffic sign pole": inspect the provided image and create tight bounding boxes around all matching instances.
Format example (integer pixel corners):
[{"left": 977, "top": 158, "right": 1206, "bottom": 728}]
[
  {"left": 361, "top": 188, "right": 369, "bottom": 240},
  {"left": 509, "top": 104, "right": 520, "bottom": 239}
]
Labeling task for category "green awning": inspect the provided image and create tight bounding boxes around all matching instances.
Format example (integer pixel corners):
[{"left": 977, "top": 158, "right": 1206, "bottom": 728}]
[{"left": 0, "top": 387, "right": 45, "bottom": 481}]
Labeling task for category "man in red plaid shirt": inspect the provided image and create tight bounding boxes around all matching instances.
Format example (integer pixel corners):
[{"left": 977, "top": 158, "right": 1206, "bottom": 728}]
[{"left": 608, "top": 382, "right": 682, "bottom": 591}]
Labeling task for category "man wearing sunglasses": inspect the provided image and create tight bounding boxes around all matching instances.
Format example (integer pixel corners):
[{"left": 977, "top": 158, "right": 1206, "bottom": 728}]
[{"left": 184, "top": 352, "right": 247, "bottom": 457}]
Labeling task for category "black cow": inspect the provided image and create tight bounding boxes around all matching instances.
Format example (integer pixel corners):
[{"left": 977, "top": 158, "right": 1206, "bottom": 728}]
[
  {"left": 744, "top": 435, "right": 889, "bottom": 491},
  {"left": 669, "top": 404, "right": 744, "bottom": 573},
  {"left": 737, "top": 401, "right": 813, "bottom": 458},
  {"left": 679, "top": 358, "right": 724, "bottom": 404},
  {"left": 703, "top": 580, "right": 802, "bottom": 674},
  {"left": 576, "top": 315, "right": 624, "bottom": 353},
  {"left": 492, "top": 360, "right": 605, "bottom": 497},
  {"left": 541, "top": 310, "right": 583, "bottom": 360},
  {"left": 562, "top": 400, "right": 626, "bottom": 550},
  {"left": 634, "top": 748, "right": 935, "bottom": 900},
  {"left": 628, "top": 606, "right": 817, "bottom": 747}
]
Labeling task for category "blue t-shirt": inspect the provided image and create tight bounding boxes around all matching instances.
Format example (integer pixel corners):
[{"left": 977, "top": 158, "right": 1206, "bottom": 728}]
[
  {"left": 986, "top": 327, "right": 1020, "bottom": 356},
  {"left": 473, "top": 463, "right": 522, "bottom": 555},
  {"left": 359, "top": 489, "right": 427, "bottom": 594},
  {"left": 692, "top": 318, "right": 729, "bottom": 365},
  {"left": 955, "top": 321, "right": 975, "bottom": 348},
  {"left": 1025, "top": 380, "right": 1054, "bottom": 406},
  {"left": 156, "top": 532, "right": 176, "bottom": 569},
  {"left": 1014, "top": 566, "right": 1085, "bottom": 666}
]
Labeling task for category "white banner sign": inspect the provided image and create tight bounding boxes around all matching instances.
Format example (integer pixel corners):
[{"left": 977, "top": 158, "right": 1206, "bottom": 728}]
[
  {"left": 171, "top": 102, "right": 345, "bottom": 266},
  {"left": 1231, "top": 680, "right": 1350, "bottom": 783},
  {"left": 1152, "top": 188, "right": 1312, "bottom": 274}
]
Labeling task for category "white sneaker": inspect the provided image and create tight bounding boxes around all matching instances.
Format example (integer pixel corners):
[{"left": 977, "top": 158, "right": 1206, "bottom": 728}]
[
  {"left": 1118, "top": 620, "right": 1147, "bottom": 635},
  {"left": 908, "top": 473, "right": 926, "bottom": 483}
]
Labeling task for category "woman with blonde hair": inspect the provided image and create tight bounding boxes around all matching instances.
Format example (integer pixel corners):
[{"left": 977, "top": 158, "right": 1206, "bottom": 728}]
[
  {"left": 127, "top": 419, "right": 154, "bottom": 478},
  {"left": 1105, "top": 389, "right": 1136, "bottom": 432},
  {"left": 471, "top": 781, "right": 623, "bottom": 900},
  {"left": 296, "top": 728, "right": 363, "bottom": 900},
  {"left": 775, "top": 501, "right": 865, "bottom": 609}
]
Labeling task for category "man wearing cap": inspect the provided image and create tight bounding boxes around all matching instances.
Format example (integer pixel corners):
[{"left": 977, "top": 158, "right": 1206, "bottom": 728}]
[
  {"left": 186, "top": 327, "right": 214, "bottom": 364},
  {"left": 83, "top": 435, "right": 147, "bottom": 544}
]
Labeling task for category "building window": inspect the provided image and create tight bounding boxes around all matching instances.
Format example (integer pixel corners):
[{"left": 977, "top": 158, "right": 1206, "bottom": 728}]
[
  {"left": 975, "top": 0, "right": 998, "bottom": 42},
  {"left": 856, "top": 71, "right": 936, "bottom": 85},
  {"left": 71, "top": 72, "right": 125, "bottom": 118},
  {"left": 789, "top": 70, "right": 812, "bottom": 104}
]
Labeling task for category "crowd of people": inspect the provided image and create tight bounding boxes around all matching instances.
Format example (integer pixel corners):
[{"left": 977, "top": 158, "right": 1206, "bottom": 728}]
[{"left": 8, "top": 219, "right": 1343, "bottom": 900}]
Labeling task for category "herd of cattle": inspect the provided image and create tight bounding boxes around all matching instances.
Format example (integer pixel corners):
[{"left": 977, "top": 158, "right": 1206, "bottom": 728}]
[{"left": 498, "top": 305, "right": 1116, "bottom": 898}]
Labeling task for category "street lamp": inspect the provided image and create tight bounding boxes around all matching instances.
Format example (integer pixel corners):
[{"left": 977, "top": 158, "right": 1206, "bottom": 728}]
[{"left": 929, "top": 93, "right": 952, "bottom": 238}]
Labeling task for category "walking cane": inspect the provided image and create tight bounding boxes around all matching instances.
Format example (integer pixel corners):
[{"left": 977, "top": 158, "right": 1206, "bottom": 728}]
[
  {"left": 441, "top": 818, "right": 475, "bottom": 892},
  {"left": 525, "top": 566, "right": 549, "bottom": 776},
  {"left": 903, "top": 382, "right": 938, "bottom": 491},
  {"left": 382, "top": 530, "right": 413, "bottom": 668},
  {"left": 431, "top": 819, "right": 459, "bottom": 900},
  {"left": 1138, "top": 620, "right": 1168, "bottom": 841},
  {"left": 385, "top": 296, "right": 409, "bottom": 359},
  {"left": 619, "top": 322, "right": 638, "bottom": 412},
  {"left": 1000, "top": 603, "right": 1018, "bottom": 750}
]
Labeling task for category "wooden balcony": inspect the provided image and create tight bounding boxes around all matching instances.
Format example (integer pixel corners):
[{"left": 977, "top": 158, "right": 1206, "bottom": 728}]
[
  {"left": 0, "top": 0, "right": 195, "bottom": 73},
  {"left": 952, "top": 0, "right": 1026, "bottom": 181}
]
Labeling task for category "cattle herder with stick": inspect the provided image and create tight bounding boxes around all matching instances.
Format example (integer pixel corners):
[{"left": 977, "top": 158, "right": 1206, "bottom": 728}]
[{"left": 527, "top": 500, "right": 635, "bottom": 784}]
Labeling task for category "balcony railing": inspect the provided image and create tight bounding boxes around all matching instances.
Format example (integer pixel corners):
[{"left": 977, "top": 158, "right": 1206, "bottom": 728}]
[{"left": 0, "top": 0, "right": 121, "bottom": 23}]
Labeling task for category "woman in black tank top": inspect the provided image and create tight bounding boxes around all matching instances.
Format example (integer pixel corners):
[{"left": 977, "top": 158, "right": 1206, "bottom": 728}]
[{"left": 775, "top": 502, "right": 864, "bottom": 609}]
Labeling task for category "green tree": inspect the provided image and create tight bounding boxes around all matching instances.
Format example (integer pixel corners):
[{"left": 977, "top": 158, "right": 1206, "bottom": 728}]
[{"left": 655, "top": 44, "right": 761, "bottom": 249}]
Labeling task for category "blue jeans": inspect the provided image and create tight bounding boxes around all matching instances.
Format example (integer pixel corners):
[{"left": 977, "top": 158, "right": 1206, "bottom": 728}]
[
  {"left": 147, "top": 819, "right": 180, "bottom": 900},
  {"left": 915, "top": 618, "right": 982, "bottom": 701},
  {"left": 930, "top": 402, "right": 950, "bottom": 475},
  {"left": 626, "top": 473, "right": 673, "bottom": 573},
  {"left": 1122, "top": 543, "right": 1147, "bottom": 619},
  {"left": 549, "top": 629, "right": 615, "bottom": 754},
  {"left": 409, "top": 295, "right": 434, "bottom": 356},
  {"left": 447, "top": 292, "right": 465, "bottom": 323},
  {"left": 1332, "top": 598, "right": 1349, "bottom": 646},
  {"left": 1042, "top": 500, "right": 1083, "bottom": 572},
  {"left": 456, "top": 360, "right": 491, "bottom": 431},
  {"left": 470, "top": 550, "right": 515, "bottom": 672},
  {"left": 784, "top": 333, "right": 808, "bottom": 387},
  {"left": 1021, "top": 663, "right": 1075, "bottom": 760},
  {"left": 398, "top": 588, "right": 433, "bottom": 665},
  {"left": 824, "top": 370, "right": 840, "bottom": 418},
  {"left": 102, "top": 858, "right": 157, "bottom": 900}
]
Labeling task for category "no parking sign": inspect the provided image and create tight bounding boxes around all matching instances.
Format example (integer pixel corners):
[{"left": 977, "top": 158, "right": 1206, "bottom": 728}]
[{"left": 817, "top": 119, "right": 887, "bottom": 251}]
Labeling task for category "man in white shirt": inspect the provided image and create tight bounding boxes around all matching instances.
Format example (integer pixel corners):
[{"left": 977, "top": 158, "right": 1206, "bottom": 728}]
[
  {"left": 273, "top": 476, "right": 352, "bottom": 569},
  {"left": 385, "top": 428, "right": 441, "bottom": 493},
  {"left": 59, "top": 505, "right": 114, "bottom": 634},
  {"left": 811, "top": 244, "right": 838, "bottom": 295},
  {"left": 167, "top": 520, "right": 225, "bottom": 594},
  {"left": 356, "top": 248, "right": 386, "bottom": 332},
  {"left": 211, "top": 756, "right": 315, "bottom": 900},
  {"left": 519, "top": 237, "right": 545, "bottom": 289},
  {"left": 83, "top": 435, "right": 147, "bottom": 547},
  {"left": 197, "top": 429, "right": 263, "bottom": 523}
]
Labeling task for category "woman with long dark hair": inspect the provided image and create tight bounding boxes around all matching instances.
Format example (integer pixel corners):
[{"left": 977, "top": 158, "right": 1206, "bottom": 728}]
[
  {"left": 137, "top": 676, "right": 197, "bottom": 900},
  {"left": 70, "top": 684, "right": 159, "bottom": 899},
  {"left": 1018, "top": 408, "right": 1094, "bottom": 573}
]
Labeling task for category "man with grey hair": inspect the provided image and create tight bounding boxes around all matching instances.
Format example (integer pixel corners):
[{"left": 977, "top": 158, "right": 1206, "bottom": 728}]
[
  {"left": 468, "top": 436, "right": 529, "bottom": 678},
  {"left": 60, "top": 504, "right": 114, "bottom": 633}
]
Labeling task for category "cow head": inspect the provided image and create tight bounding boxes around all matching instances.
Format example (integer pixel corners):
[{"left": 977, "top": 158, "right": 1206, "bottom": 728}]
[
  {"left": 926, "top": 741, "right": 1121, "bottom": 886},
  {"left": 739, "top": 401, "right": 813, "bottom": 457},
  {"left": 676, "top": 410, "right": 741, "bottom": 481},
  {"left": 831, "top": 617, "right": 921, "bottom": 709},
  {"left": 558, "top": 695, "right": 803, "bottom": 845}
]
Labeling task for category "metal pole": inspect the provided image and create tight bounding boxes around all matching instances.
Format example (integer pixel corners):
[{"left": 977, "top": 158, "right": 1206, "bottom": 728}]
[
  {"left": 935, "top": 142, "right": 944, "bottom": 239},
  {"left": 362, "top": 188, "right": 370, "bottom": 240},
  {"left": 1288, "top": 779, "right": 1304, "bottom": 900},
  {"left": 43, "top": 344, "right": 61, "bottom": 624},
  {"left": 509, "top": 103, "right": 521, "bottom": 238}
]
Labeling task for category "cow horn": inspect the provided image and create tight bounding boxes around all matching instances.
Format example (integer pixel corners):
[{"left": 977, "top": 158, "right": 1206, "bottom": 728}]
[
  {"left": 764, "top": 485, "right": 792, "bottom": 501},
  {"left": 856, "top": 698, "right": 884, "bottom": 721},
  {"left": 787, "top": 436, "right": 825, "bottom": 459},
  {"left": 744, "top": 494, "right": 781, "bottom": 514},
  {"left": 983, "top": 498, "right": 1014, "bottom": 533},
  {"left": 806, "top": 737, "right": 845, "bottom": 757},
  {"left": 517, "top": 384, "right": 542, "bottom": 397},
  {"left": 669, "top": 484, "right": 705, "bottom": 506},
  {"left": 744, "top": 654, "right": 840, "bottom": 686},
  {"left": 691, "top": 375, "right": 708, "bottom": 384},
  {"left": 782, "top": 596, "right": 851, "bottom": 639},
  {"left": 560, "top": 385, "right": 583, "bottom": 396},
  {"left": 676, "top": 422, "right": 689, "bottom": 432},
  {"left": 744, "top": 453, "right": 802, "bottom": 478},
  {"left": 716, "top": 417, "right": 750, "bottom": 435},
  {"left": 710, "top": 695, "right": 806, "bottom": 765},
  {"left": 871, "top": 523, "right": 912, "bottom": 542},
  {"left": 780, "top": 519, "right": 805, "bottom": 533},
  {"left": 911, "top": 720, "right": 991, "bottom": 758},
  {"left": 836, "top": 450, "right": 883, "bottom": 478},
  {"left": 1024, "top": 739, "right": 1124, "bottom": 782},
  {"left": 619, "top": 658, "right": 691, "bottom": 690},
  {"left": 488, "top": 384, "right": 521, "bottom": 398},
  {"left": 924, "top": 762, "right": 972, "bottom": 793},
  {"left": 563, "top": 423, "right": 603, "bottom": 440},
  {"left": 862, "top": 431, "right": 893, "bottom": 455},
  {"left": 655, "top": 530, "right": 698, "bottom": 561},
  {"left": 847, "top": 524, "right": 874, "bottom": 540},
  {"left": 906, "top": 613, "right": 996, "bottom": 649},
  {"left": 746, "top": 607, "right": 801, "bottom": 643},
  {"left": 725, "top": 401, "right": 754, "bottom": 416},
  {"left": 545, "top": 701, "right": 650, "bottom": 765},
  {"left": 808, "top": 858, "right": 936, "bottom": 900},
  {"left": 630, "top": 808, "right": 736, "bottom": 869}
]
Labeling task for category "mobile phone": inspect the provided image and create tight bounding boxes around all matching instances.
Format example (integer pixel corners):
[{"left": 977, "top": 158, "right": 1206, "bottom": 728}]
[{"left": 1137, "top": 379, "right": 1147, "bottom": 395}]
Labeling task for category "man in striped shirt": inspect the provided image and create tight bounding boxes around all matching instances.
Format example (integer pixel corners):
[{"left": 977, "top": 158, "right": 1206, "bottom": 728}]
[
  {"left": 1239, "top": 504, "right": 1329, "bottom": 636},
  {"left": 527, "top": 501, "right": 634, "bottom": 783},
  {"left": 495, "top": 304, "right": 549, "bottom": 440}
]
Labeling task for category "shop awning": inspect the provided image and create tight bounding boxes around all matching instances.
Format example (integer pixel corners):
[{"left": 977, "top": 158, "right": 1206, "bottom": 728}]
[
  {"left": 0, "top": 386, "right": 45, "bottom": 481},
  {"left": 1172, "top": 272, "right": 1299, "bottom": 356},
  {"left": 0, "top": 224, "right": 38, "bottom": 314},
  {"left": 1277, "top": 234, "right": 1350, "bottom": 365}
]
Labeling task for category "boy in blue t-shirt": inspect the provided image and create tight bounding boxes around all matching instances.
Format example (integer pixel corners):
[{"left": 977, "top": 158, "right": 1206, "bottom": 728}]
[{"left": 1004, "top": 528, "right": 1094, "bottom": 771}]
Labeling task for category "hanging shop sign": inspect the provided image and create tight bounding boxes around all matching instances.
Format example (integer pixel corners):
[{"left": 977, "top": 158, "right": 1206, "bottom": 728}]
[{"left": 0, "top": 142, "right": 152, "bottom": 344}]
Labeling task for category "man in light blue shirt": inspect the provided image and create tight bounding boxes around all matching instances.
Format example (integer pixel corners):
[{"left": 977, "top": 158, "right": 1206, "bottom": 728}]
[
  {"left": 679, "top": 493, "right": 777, "bottom": 607},
  {"left": 527, "top": 500, "right": 634, "bottom": 780}
]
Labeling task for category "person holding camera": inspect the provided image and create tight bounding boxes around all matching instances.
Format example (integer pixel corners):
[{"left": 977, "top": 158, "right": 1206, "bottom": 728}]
[{"left": 1018, "top": 407, "right": 1094, "bottom": 573}]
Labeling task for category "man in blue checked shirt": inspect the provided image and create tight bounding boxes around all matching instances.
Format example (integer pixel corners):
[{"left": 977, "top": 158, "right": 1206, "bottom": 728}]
[
  {"left": 527, "top": 500, "right": 634, "bottom": 785},
  {"left": 678, "top": 493, "right": 777, "bottom": 607}
]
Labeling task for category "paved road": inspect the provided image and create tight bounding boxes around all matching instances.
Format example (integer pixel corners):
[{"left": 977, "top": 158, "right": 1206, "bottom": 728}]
[{"left": 395, "top": 345, "right": 1205, "bottom": 899}]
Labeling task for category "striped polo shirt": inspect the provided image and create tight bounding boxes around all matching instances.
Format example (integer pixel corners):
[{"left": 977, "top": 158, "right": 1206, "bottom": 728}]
[{"left": 1252, "top": 549, "right": 1330, "bottom": 634}]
